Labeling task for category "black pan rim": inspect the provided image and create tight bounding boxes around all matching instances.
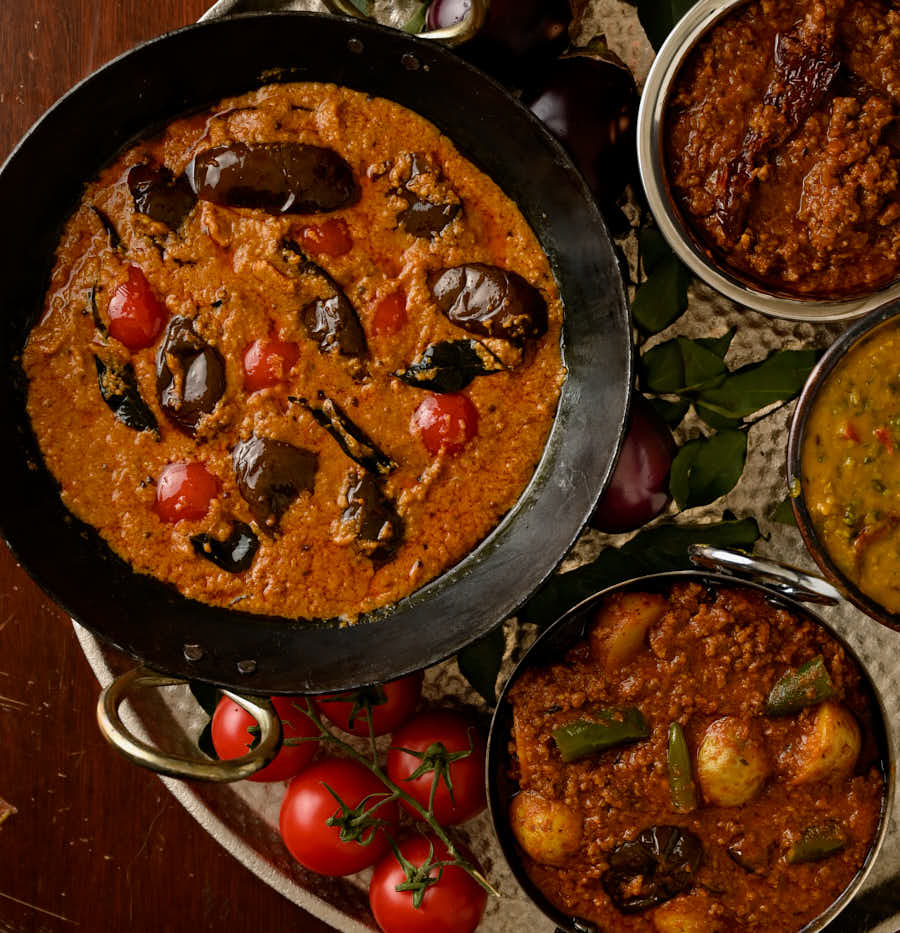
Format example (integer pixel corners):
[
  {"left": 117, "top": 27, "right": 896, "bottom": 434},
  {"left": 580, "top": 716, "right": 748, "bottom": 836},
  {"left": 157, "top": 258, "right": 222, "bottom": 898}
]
[{"left": 0, "top": 10, "right": 633, "bottom": 693}]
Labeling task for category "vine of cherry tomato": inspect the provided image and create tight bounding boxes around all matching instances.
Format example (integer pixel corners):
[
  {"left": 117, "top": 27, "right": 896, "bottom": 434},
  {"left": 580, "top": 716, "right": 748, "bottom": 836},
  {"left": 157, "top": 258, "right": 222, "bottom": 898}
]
[{"left": 211, "top": 695, "right": 317, "bottom": 783}]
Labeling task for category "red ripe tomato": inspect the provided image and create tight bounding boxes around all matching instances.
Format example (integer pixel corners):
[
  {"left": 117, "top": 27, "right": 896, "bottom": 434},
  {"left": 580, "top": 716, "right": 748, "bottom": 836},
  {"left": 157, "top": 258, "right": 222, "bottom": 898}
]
[
  {"left": 107, "top": 265, "right": 168, "bottom": 350},
  {"left": 210, "top": 695, "right": 317, "bottom": 783},
  {"left": 371, "top": 290, "right": 408, "bottom": 337},
  {"left": 369, "top": 835, "right": 487, "bottom": 933},
  {"left": 280, "top": 757, "right": 400, "bottom": 876},
  {"left": 297, "top": 218, "right": 354, "bottom": 257},
  {"left": 314, "top": 672, "right": 423, "bottom": 737},
  {"left": 242, "top": 337, "right": 299, "bottom": 392},
  {"left": 154, "top": 461, "right": 219, "bottom": 523},
  {"left": 411, "top": 394, "right": 478, "bottom": 456},
  {"left": 387, "top": 710, "right": 486, "bottom": 825}
]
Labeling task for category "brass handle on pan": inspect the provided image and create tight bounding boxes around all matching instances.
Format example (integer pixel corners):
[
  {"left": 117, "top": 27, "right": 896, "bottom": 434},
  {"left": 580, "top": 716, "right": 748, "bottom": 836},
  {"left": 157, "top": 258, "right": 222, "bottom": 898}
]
[
  {"left": 320, "top": 0, "right": 489, "bottom": 46},
  {"left": 97, "top": 666, "right": 283, "bottom": 782},
  {"left": 688, "top": 545, "right": 842, "bottom": 605}
]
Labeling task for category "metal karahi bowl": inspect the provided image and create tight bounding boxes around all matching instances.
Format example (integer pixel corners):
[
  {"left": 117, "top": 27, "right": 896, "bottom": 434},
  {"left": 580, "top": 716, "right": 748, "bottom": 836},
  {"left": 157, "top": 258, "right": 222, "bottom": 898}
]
[
  {"left": 486, "top": 565, "right": 895, "bottom": 933},
  {"left": 787, "top": 300, "right": 900, "bottom": 632},
  {"left": 636, "top": 0, "right": 900, "bottom": 323}
]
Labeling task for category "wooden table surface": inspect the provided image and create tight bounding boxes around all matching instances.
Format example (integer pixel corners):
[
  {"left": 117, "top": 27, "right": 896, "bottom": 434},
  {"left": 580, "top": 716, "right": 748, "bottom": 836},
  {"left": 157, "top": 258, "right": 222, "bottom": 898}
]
[{"left": 0, "top": 2, "right": 335, "bottom": 930}]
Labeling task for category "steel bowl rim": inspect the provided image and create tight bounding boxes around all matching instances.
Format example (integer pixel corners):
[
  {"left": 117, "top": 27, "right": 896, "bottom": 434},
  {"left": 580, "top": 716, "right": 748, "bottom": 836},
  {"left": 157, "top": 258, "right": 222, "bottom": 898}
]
[
  {"left": 486, "top": 569, "right": 896, "bottom": 933},
  {"left": 787, "top": 299, "right": 900, "bottom": 631},
  {"left": 636, "top": 0, "right": 900, "bottom": 323}
]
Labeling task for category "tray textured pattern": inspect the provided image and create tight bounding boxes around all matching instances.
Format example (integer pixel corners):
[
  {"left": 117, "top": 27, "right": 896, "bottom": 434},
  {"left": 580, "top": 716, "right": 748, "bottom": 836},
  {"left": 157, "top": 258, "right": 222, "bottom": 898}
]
[{"left": 77, "top": 1, "right": 900, "bottom": 930}]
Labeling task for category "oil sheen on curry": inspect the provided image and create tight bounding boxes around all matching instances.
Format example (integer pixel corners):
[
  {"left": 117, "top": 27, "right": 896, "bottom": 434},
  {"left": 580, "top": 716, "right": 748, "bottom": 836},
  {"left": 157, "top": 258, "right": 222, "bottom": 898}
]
[
  {"left": 507, "top": 584, "right": 885, "bottom": 932},
  {"left": 666, "top": 0, "right": 900, "bottom": 298},
  {"left": 24, "top": 82, "right": 564, "bottom": 621},
  {"left": 801, "top": 319, "right": 900, "bottom": 614}
]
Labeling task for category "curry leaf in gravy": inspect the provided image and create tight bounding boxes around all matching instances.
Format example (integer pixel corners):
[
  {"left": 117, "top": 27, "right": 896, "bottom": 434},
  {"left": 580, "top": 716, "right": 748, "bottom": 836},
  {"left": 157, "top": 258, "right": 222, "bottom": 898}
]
[
  {"left": 90, "top": 206, "right": 123, "bottom": 251},
  {"left": 191, "top": 522, "right": 260, "bottom": 573},
  {"left": 187, "top": 142, "right": 358, "bottom": 215},
  {"left": 394, "top": 340, "right": 505, "bottom": 393},
  {"left": 127, "top": 162, "right": 197, "bottom": 230},
  {"left": 94, "top": 355, "right": 159, "bottom": 438},
  {"left": 457, "top": 623, "right": 506, "bottom": 707},
  {"left": 293, "top": 395, "right": 397, "bottom": 476},
  {"left": 88, "top": 284, "right": 107, "bottom": 336},
  {"left": 521, "top": 516, "right": 760, "bottom": 628},
  {"left": 602, "top": 825, "right": 703, "bottom": 912},
  {"left": 669, "top": 429, "right": 747, "bottom": 509},
  {"left": 233, "top": 437, "right": 317, "bottom": 534},
  {"left": 431, "top": 264, "right": 548, "bottom": 344},
  {"left": 695, "top": 349, "right": 819, "bottom": 420}
]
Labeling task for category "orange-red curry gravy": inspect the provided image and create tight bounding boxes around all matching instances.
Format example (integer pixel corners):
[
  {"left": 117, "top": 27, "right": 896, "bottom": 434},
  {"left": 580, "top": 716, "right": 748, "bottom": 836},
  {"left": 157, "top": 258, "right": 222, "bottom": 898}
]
[{"left": 24, "top": 82, "right": 564, "bottom": 620}]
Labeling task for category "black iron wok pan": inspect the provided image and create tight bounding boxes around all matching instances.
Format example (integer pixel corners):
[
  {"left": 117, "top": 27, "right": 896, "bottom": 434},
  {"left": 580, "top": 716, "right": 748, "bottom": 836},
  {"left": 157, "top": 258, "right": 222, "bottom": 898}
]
[{"left": 0, "top": 11, "right": 631, "bottom": 697}]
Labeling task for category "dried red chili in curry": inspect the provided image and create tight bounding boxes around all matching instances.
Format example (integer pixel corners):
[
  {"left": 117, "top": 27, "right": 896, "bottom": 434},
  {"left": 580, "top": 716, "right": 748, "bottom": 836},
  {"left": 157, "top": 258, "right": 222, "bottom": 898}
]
[
  {"left": 666, "top": 0, "right": 900, "bottom": 299},
  {"left": 23, "top": 82, "right": 564, "bottom": 621},
  {"left": 507, "top": 583, "right": 885, "bottom": 932}
]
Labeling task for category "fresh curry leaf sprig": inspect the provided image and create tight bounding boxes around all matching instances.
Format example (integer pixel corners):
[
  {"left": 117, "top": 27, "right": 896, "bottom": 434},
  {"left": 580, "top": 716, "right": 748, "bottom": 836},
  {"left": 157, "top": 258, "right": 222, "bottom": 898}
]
[
  {"left": 631, "top": 228, "right": 693, "bottom": 335},
  {"left": 641, "top": 343, "right": 818, "bottom": 508}
]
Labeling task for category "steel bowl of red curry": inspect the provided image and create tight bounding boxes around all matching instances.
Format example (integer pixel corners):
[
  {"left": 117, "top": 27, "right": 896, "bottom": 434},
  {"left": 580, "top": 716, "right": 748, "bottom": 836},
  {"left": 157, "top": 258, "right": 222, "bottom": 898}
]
[
  {"left": 486, "top": 572, "right": 893, "bottom": 933},
  {"left": 637, "top": 0, "right": 900, "bottom": 322}
]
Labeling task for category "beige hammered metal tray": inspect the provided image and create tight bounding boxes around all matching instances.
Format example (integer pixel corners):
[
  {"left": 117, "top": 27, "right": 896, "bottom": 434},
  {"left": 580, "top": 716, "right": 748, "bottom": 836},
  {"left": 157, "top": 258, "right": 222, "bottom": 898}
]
[{"left": 76, "top": 0, "right": 900, "bottom": 929}]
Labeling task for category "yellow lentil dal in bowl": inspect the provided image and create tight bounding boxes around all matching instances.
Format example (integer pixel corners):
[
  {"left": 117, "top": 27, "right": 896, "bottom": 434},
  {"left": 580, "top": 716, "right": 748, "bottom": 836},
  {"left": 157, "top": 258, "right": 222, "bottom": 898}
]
[{"left": 789, "top": 301, "right": 900, "bottom": 628}]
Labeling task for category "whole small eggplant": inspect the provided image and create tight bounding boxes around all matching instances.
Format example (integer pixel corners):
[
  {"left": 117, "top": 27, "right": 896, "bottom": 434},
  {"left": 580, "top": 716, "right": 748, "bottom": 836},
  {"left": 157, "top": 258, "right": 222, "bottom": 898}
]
[
  {"left": 127, "top": 162, "right": 197, "bottom": 230},
  {"left": 339, "top": 471, "right": 403, "bottom": 563},
  {"left": 187, "top": 142, "right": 358, "bottom": 215},
  {"left": 233, "top": 435, "right": 318, "bottom": 533},
  {"left": 602, "top": 825, "right": 702, "bottom": 913},
  {"left": 395, "top": 154, "right": 461, "bottom": 239},
  {"left": 156, "top": 317, "right": 226, "bottom": 436},
  {"left": 525, "top": 42, "right": 639, "bottom": 210},
  {"left": 430, "top": 264, "right": 548, "bottom": 343}
]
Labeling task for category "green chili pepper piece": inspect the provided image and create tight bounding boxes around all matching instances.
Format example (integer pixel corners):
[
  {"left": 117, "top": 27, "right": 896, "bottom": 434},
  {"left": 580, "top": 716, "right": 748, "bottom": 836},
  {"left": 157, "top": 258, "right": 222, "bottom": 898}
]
[
  {"left": 551, "top": 708, "right": 649, "bottom": 763},
  {"left": 667, "top": 722, "right": 698, "bottom": 812},
  {"left": 787, "top": 823, "right": 847, "bottom": 864},
  {"left": 765, "top": 655, "right": 836, "bottom": 717}
]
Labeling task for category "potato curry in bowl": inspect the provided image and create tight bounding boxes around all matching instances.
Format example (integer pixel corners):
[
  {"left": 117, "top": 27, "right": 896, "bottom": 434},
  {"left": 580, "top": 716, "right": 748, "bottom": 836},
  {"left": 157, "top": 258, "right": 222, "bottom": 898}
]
[{"left": 491, "top": 578, "right": 890, "bottom": 933}]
